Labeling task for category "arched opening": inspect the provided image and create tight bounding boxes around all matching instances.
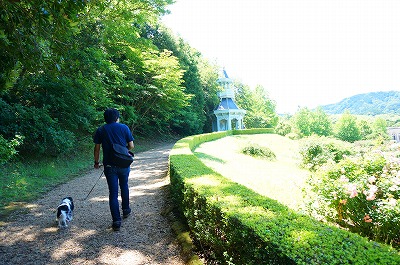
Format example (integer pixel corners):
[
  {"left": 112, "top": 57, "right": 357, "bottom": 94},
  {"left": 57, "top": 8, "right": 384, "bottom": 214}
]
[
  {"left": 231, "top": 118, "right": 238, "bottom": 130},
  {"left": 219, "top": 119, "right": 228, "bottom": 131}
]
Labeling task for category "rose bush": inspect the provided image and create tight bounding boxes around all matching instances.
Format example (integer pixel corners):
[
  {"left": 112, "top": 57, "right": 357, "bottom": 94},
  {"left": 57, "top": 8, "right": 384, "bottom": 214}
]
[{"left": 305, "top": 142, "right": 400, "bottom": 248}]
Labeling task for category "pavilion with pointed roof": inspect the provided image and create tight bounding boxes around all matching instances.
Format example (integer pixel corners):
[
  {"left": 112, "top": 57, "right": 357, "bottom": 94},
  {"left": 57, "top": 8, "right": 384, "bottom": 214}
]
[{"left": 212, "top": 70, "right": 246, "bottom": 131}]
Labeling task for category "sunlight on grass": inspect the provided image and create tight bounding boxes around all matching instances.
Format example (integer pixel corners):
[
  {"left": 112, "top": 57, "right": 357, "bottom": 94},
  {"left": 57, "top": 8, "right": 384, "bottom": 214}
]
[{"left": 194, "top": 134, "right": 310, "bottom": 211}]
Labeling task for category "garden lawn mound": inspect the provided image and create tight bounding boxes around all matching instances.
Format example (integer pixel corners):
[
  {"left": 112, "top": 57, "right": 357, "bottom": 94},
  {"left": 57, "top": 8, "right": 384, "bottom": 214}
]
[{"left": 194, "top": 134, "right": 310, "bottom": 210}]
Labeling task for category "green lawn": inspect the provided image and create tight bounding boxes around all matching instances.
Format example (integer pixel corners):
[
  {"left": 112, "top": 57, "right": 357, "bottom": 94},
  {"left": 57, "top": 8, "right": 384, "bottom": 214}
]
[{"left": 194, "top": 134, "right": 310, "bottom": 211}]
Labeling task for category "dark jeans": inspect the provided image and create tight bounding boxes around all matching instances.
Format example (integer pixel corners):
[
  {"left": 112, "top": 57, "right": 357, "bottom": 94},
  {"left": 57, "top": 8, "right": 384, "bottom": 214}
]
[{"left": 104, "top": 165, "right": 131, "bottom": 224}]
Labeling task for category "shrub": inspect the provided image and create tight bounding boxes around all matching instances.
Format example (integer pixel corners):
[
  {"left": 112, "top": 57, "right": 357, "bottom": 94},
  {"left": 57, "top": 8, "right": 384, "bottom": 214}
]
[
  {"left": 0, "top": 134, "right": 24, "bottom": 164},
  {"left": 0, "top": 102, "right": 76, "bottom": 157},
  {"left": 299, "top": 136, "right": 352, "bottom": 171},
  {"left": 286, "top": 132, "right": 300, "bottom": 140},
  {"left": 275, "top": 120, "right": 292, "bottom": 136},
  {"left": 241, "top": 143, "right": 276, "bottom": 160}
]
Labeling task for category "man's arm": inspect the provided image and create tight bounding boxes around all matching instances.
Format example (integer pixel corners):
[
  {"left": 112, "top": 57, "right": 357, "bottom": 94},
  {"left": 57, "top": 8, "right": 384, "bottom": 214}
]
[
  {"left": 127, "top": 141, "right": 134, "bottom": 150},
  {"left": 94, "top": 143, "right": 101, "bottom": 169}
]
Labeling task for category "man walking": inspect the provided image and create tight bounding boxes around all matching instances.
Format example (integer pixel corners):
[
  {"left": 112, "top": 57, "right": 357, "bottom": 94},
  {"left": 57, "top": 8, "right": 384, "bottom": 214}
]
[{"left": 93, "top": 108, "right": 134, "bottom": 231}]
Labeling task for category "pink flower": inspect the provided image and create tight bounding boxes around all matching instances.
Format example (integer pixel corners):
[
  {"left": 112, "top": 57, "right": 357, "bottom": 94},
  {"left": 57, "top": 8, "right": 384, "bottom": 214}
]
[
  {"left": 363, "top": 214, "right": 372, "bottom": 223},
  {"left": 346, "top": 183, "right": 358, "bottom": 198},
  {"left": 364, "top": 185, "right": 378, "bottom": 200},
  {"left": 366, "top": 193, "right": 376, "bottom": 201}
]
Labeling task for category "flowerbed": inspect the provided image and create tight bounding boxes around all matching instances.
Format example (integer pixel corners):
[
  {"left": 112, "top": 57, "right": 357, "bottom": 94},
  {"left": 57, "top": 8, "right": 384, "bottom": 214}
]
[{"left": 305, "top": 141, "right": 400, "bottom": 248}]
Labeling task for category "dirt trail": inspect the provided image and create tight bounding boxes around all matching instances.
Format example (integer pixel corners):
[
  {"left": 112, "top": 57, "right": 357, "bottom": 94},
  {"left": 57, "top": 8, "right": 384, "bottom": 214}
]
[{"left": 0, "top": 143, "right": 185, "bottom": 265}]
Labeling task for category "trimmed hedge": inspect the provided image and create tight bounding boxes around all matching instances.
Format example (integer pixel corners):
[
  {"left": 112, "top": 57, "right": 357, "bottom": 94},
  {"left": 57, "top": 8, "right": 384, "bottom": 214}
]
[{"left": 169, "top": 130, "right": 400, "bottom": 265}]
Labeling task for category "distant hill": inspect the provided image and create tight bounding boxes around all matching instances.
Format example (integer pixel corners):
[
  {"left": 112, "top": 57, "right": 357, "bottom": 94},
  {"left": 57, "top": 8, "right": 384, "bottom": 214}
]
[{"left": 320, "top": 91, "right": 400, "bottom": 115}]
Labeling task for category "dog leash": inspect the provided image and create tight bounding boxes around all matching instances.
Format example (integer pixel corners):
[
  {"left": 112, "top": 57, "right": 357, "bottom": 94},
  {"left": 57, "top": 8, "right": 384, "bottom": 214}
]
[{"left": 83, "top": 170, "right": 104, "bottom": 200}]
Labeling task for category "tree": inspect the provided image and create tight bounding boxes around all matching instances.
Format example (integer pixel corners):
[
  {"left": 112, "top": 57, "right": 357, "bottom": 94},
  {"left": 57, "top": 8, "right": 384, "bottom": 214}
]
[
  {"left": 0, "top": 0, "right": 181, "bottom": 156},
  {"left": 236, "top": 84, "right": 278, "bottom": 128},
  {"left": 358, "top": 120, "right": 373, "bottom": 140},
  {"left": 372, "top": 117, "right": 388, "bottom": 138},
  {"left": 146, "top": 24, "right": 220, "bottom": 135},
  {"left": 335, "top": 111, "right": 361, "bottom": 142},
  {"left": 0, "top": 0, "right": 86, "bottom": 92},
  {"left": 292, "top": 107, "right": 332, "bottom": 137},
  {"left": 311, "top": 107, "right": 333, "bottom": 136},
  {"left": 292, "top": 107, "right": 313, "bottom": 136}
]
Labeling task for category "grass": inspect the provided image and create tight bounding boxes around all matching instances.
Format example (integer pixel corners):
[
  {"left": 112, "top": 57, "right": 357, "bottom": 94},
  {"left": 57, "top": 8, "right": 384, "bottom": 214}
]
[
  {"left": 0, "top": 141, "right": 93, "bottom": 219},
  {"left": 194, "top": 134, "right": 310, "bottom": 211},
  {"left": 0, "top": 135, "right": 177, "bottom": 219}
]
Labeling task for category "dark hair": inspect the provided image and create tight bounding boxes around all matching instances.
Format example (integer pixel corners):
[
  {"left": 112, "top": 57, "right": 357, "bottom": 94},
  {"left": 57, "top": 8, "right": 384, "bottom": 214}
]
[{"left": 104, "top": 108, "right": 120, "bottom": 124}]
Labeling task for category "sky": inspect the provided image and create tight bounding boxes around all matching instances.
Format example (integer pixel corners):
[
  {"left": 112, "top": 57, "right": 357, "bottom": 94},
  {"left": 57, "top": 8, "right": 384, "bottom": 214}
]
[{"left": 161, "top": 0, "right": 400, "bottom": 114}]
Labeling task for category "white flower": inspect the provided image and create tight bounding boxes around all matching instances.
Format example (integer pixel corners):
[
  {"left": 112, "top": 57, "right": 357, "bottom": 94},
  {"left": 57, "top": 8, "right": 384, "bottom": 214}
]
[
  {"left": 388, "top": 199, "right": 397, "bottom": 207},
  {"left": 369, "top": 185, "right": 378, "bottom": 193},
  {"left": 339, "top": 175, "right": 349, "bottom": 183},
  {"left": 392, "top": 177, "right": 400, "bottom": 186},
  {"left": 368, "top": 176, "right": 376, "bottom": 184}
]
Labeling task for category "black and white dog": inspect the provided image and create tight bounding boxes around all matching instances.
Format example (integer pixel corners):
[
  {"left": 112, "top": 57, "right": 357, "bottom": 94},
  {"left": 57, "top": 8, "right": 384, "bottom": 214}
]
[{"left": 56, "top": 197, "right": 74, "bottom": 228}]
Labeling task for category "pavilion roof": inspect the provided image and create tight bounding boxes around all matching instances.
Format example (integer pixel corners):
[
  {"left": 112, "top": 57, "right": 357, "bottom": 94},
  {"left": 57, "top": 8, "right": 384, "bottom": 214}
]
[{"left": 214, "top": 98, "right": 240, "bottom": 110}]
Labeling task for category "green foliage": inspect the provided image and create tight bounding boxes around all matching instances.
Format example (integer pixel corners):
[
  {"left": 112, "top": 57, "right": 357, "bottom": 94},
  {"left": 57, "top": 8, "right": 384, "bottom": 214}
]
[
  {"left": 275, "top": 120, "right": 292, "bottom": 136},
  {"left": 0, "top": 134, "right": 24, "bottom": 164},
  {"left": 335, "top": 111, "right": 362, "bottom": 142},
  {"left": 292, "top": 107, "right": 333, "bottom": 137},
  {"left": 372, "top": 117, "right": 390, "bottom": 139},
  {"left": 299, "top": 136, "right": 353, "bottom": 171},
  {"left": 1, "top": 0, "right": 222, "bottom": 159},
  {"left": 241, "top": 143, "right": 276, "bottom": 161},
  {"left": 0, "top": 139, "right": 94, "bottom": 213},
  {"left": 286, "top": 132, "right": 301, "bottom": 140},
  {"left": 358, "top": 119, "right": 373, "bottom": 140},
  {"left": 0, "top": 99, "right": 76, "bottom": 156},
  {"left": 0, "top": 0, "right": 86, "bottom": 91},
  {"left": 147, "top": 25, "right": 220, "bottom": 135},
  {"left": 305, "top": 144, "right": 400, "bottom": 248},
  {"left": 235, "top": 84, "right": 278, "bottom": 129},
  {"left": 170, "top": 132, "right": 400, "bottom": 264}
]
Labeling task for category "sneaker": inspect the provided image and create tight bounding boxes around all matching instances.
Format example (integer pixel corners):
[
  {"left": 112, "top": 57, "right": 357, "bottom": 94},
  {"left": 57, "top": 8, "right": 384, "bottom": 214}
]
[
  {"left": 112, "top": 221, "right": 121, "bottom": 231},
  {"left": 123, "top": 209, "right": 131, "bottom": 219}
]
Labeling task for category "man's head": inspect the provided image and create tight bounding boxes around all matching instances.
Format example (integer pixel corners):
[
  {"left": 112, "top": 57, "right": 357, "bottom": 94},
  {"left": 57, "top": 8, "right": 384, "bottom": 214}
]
[{"left": 104, "top": 108, "right": 120, "bottom": 124}]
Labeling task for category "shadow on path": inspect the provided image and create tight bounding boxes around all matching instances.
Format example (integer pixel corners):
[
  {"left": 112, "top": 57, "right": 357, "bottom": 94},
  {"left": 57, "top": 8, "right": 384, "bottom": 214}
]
[{"left": 0, "top": 143, "right": 185, "bottom": 265}]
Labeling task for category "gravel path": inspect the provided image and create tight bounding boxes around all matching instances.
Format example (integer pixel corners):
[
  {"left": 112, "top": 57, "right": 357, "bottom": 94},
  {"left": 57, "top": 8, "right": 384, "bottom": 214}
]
[{"left": 0, "top": 143, "right": 186, "bottom": 265}]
